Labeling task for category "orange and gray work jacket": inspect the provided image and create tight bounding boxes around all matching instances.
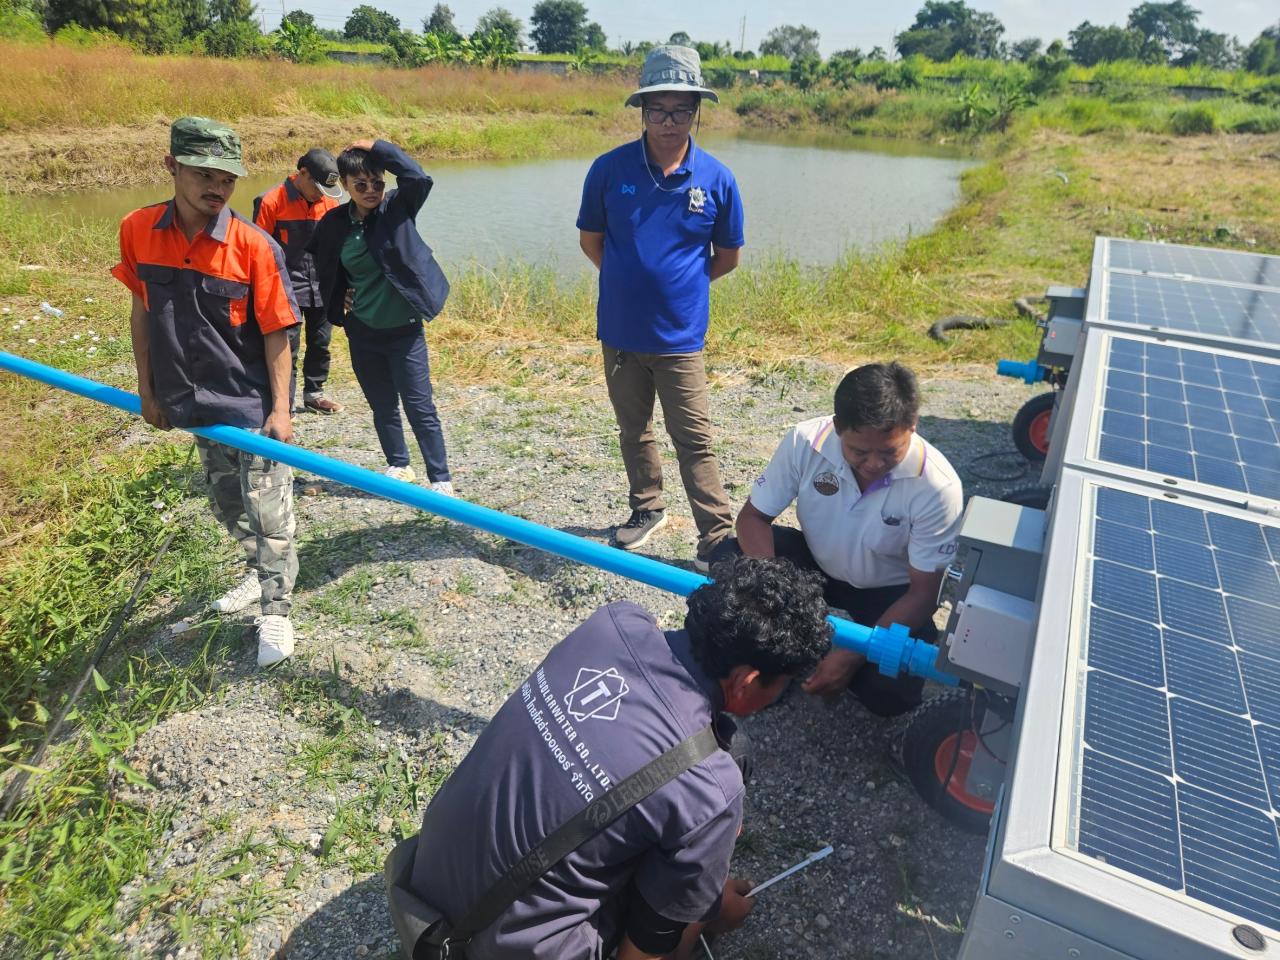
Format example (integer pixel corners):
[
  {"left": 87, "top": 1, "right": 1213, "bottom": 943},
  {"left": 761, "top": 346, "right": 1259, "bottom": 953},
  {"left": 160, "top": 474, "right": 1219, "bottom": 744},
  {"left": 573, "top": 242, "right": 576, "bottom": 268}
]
[
  {"left": 112, "top": 200, "right": 300, "bottom": 430},
  {"left": 253, "top": 175, "right": 338, "bottom": 307}
]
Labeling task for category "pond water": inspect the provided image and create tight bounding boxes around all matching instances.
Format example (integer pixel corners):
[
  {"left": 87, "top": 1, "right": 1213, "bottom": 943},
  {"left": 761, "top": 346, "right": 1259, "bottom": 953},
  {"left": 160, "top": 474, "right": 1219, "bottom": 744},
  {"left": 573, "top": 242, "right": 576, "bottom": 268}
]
[{"left": 27, "top": 131, "right": 973, "bottom": 274}]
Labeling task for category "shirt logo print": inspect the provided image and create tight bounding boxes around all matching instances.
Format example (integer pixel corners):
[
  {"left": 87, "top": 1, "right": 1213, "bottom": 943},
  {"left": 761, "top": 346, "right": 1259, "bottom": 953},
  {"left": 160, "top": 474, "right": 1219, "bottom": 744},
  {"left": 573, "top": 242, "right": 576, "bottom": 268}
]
[
  {"left": 620, "top": 184, "right": 636, "bottom": 195},
  {"left": 565, "top": 667, "right": 630, "bottom": 722},
  {"left": 813, "top": 471, "right": 840, "bottom": 496}
]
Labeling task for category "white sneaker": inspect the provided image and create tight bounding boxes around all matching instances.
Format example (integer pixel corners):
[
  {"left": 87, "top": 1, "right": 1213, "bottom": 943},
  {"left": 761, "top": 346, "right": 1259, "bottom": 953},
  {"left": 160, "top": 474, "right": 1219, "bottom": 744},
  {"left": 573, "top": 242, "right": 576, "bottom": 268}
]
[
  {"left": 255, "top": 614, "right": 295, "bottom": 667},
  {"left": 385, "top": 465, "right": 417, "bottom": 482},
  {"left": 429, "top": 480, "right": 454, "bottom": 496},
  {"left": 211, "top": 572, "right": 260, "bottom": 614}
]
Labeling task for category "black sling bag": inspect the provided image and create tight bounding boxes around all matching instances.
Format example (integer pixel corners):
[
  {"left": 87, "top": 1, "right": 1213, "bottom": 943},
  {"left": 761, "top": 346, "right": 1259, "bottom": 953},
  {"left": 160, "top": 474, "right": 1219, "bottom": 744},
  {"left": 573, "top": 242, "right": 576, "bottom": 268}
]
[{"left": 385, "top": 724, "right": 719, "bottom": 960}]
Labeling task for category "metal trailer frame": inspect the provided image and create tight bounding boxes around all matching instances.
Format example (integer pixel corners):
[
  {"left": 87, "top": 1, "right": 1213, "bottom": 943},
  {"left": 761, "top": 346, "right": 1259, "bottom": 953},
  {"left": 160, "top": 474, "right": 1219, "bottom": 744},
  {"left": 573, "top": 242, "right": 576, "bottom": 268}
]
[
  {"left": 962, "top": 238, "right": 1280, "bottom": 959},
  {"left": 959, "top": 468, "right": 1280, "bottom": 960}
]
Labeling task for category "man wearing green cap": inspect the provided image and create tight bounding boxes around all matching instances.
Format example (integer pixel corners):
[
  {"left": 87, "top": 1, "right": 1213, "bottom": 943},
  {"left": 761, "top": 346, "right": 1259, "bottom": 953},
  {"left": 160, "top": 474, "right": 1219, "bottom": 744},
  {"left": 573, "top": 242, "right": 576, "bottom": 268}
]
[
  {"left": 113, "top": 117, "right": 303, "bottom": 668},
  {"left": 577, "top": 45, "right": 745, "bottom": 573}
]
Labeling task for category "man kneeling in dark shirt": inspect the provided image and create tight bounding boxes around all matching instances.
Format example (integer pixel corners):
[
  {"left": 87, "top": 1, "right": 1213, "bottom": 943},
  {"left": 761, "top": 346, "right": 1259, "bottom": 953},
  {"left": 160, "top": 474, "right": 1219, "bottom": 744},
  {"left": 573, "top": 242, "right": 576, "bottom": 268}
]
[{"left": 407, "top": 557, "right": 832, "bottom": 959}]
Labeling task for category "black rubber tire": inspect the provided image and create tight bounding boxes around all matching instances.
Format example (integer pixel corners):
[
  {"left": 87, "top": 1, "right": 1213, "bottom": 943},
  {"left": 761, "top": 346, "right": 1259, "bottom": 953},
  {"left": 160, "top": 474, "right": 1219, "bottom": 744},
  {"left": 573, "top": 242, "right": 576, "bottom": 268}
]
[
  {"left": 899, "top": 690, "right": 996, "bottom": 835},
  {"left": 1001, "top": 485, "right": 1052, "bottom": 510},
  {"left": 1011, "top": 391, "right": 1055, "bottom": 463}
]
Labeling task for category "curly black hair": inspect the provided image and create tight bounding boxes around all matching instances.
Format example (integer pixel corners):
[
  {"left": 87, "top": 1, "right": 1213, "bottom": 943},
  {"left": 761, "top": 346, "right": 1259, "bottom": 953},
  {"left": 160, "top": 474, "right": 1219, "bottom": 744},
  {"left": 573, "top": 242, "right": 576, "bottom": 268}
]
[{"left": 685, "top": 556, "right": 833, "bottom": 680}]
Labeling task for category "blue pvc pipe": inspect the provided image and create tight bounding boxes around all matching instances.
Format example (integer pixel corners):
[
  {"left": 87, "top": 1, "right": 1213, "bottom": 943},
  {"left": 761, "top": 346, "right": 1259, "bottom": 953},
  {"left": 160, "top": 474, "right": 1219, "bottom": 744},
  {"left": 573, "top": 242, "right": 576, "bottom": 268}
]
[
  {"left": 996, "top": 358, "right": 1047, "bottom": 385},
  {"left": 0, "top": 351, "right": 957, "bottom": 686}
]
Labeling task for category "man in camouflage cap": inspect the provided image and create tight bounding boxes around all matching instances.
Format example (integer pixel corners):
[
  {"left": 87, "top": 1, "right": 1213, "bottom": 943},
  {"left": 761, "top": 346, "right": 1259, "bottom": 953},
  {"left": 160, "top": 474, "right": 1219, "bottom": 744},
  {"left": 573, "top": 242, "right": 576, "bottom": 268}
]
[{"left": 113, "top": 116, "right": 303, "bottom": 667}]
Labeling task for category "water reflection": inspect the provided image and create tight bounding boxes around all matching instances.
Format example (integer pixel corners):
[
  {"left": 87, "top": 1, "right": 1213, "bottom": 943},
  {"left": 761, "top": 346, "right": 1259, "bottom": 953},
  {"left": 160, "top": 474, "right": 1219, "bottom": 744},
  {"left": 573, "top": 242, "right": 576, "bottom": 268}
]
[{"left": 25, "top": 132, "right": 973, "bottom": 274}]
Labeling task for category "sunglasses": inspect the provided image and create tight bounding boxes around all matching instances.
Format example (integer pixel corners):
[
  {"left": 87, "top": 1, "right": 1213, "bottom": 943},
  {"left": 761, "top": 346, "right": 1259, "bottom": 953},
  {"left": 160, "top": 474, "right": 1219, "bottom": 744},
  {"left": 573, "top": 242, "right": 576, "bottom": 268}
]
[{"left": 350, "top": 179, "right": 386, "bottom": 193}]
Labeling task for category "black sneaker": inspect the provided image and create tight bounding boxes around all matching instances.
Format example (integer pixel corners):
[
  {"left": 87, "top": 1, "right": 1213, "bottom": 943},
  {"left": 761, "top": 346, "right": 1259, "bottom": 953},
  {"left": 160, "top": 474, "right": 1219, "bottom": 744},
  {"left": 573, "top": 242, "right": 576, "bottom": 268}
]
[
  {"left": 613, "top": 510, "right": 667, "bottom": 550},
  {"left": 692, "top": 538, "right": 726, "bottom": 574}
]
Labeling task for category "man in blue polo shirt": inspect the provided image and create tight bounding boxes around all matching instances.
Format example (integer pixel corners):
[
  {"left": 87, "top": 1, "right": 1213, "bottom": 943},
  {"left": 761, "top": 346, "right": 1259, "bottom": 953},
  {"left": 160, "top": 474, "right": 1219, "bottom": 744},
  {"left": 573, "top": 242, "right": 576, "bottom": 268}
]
[
  {"left": 578, "top": 45, "right": 745, "bottom": 572},
  {"left": 405, "top": 557, "right": 833, "bottom": 959}
]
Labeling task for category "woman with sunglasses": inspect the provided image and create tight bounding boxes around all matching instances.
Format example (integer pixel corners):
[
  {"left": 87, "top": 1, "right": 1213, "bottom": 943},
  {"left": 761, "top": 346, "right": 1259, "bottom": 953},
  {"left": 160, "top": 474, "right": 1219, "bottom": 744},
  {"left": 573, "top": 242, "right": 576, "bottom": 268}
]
[{"left": 308, "top": 138, "right": 454, "bottom": 493}]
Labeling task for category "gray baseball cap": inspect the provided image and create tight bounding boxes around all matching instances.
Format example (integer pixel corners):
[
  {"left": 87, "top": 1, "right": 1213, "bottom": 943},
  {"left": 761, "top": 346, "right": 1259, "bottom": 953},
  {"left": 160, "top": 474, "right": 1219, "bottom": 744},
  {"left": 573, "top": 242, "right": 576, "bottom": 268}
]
[{"left": 625, "top": 45, "right": 720, "bottom": 108}]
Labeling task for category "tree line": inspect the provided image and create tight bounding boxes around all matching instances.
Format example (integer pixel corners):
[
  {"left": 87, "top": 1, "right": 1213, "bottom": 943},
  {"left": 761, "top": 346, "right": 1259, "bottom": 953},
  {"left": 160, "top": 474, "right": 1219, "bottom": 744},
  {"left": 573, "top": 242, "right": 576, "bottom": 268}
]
[{"left": 1, "top": 0, "right": 1277, "bottom": 77}]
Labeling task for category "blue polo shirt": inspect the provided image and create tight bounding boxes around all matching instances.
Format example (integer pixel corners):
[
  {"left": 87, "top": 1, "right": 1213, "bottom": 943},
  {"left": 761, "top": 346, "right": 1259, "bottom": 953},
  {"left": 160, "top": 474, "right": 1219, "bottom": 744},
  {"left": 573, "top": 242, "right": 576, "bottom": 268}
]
[
  {"left": 411, "top": 602, "right": 743, "bottom": 959},
  {"left": 577, "top": 137, "right": 745, "bottom": 354}
]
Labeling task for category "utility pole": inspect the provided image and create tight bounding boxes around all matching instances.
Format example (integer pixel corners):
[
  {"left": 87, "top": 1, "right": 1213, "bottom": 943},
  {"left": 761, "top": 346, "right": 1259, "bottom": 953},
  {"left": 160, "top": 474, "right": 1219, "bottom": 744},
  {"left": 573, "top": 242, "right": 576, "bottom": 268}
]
[{"left": 739, "top": 15, "right": 746, "bottom": 53}]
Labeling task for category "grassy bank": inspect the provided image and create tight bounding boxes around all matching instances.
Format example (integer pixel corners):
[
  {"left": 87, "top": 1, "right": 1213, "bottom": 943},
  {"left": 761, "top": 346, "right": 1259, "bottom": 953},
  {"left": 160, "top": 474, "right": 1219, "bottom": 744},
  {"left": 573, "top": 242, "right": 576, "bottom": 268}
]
[
  {"left": 5, "top": 41, "right": 1280, "bottom": 193},
  {"left": 0, "top": 40, "right": 691, "bottom": 192},
  {"left": 734, "top": 83, "right": 1280, "bottom": 140}
]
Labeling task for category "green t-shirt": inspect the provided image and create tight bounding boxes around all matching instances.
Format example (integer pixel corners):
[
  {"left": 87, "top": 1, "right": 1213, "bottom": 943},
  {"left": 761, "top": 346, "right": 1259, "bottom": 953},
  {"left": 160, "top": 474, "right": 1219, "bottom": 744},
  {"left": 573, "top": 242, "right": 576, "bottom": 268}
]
[{"left": 341, "top": 209, "right": 420, "bottom": 329}]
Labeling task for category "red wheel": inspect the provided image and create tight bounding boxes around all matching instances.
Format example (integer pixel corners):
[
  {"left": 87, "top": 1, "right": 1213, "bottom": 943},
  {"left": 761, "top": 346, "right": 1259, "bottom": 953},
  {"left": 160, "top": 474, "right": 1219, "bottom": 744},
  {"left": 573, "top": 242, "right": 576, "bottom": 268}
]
[
  {"left": 933, "top": 732, "right": 996, "bottom": 815},
  {"left": 1012, "top": 391, "right": 1055, "bottom": 462},
  {"left": 899, "top": 690, "right": 998, "bottom": 834}
]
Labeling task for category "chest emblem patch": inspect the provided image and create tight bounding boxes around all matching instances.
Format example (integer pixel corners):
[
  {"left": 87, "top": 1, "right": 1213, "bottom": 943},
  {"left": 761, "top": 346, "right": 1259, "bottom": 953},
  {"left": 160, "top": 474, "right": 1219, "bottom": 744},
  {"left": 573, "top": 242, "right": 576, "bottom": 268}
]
[
  {"left": 620, "top": 183, "right": 636, "bottom": 196},
  {"left": 687, "top": 186, "right": 707, "bottom": 213},
  {"left": 566, "top": 667, "right": 630, "bottom": 722},
  {"left": 813, "top": 471, "right": 840, "bottom": 496}
]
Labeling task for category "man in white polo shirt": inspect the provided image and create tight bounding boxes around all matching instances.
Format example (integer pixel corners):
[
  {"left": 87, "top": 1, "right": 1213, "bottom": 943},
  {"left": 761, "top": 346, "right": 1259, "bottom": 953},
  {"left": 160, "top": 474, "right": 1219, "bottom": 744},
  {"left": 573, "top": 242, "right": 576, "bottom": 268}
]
[{"left": 713, "top": 362, "right": 962, "bottom": 716}]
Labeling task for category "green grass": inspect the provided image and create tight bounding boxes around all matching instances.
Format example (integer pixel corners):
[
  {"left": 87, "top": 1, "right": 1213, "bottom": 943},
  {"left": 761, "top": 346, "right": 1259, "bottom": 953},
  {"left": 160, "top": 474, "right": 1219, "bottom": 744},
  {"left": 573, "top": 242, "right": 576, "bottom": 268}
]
[
  {"left": 733, "top": 83, "right": 1280, "bottom": 141},
  {"left": 0, "top": 611, "right": 249, "bottom": 956}
]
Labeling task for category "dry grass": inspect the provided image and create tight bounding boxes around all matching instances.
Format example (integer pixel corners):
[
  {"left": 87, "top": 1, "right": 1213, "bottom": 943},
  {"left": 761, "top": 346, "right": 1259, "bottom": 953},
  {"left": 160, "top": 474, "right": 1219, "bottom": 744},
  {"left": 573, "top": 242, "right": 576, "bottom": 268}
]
[
  {"left": 0, "top": 41, "right": 746, "bottom": 192},
  {"left": 0, "top": 42, "right": 632, "bottom": 130},
  {"left": 0, "top": 112, "right": 661, "bottom": 193}
]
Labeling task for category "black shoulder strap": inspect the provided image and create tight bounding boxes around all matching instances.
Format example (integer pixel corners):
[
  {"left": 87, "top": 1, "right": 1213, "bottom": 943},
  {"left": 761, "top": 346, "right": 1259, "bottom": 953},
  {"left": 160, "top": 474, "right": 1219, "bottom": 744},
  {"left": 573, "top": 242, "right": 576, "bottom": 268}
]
[{"left": 449, "top": 724, "right": 719, "bottom": 940}]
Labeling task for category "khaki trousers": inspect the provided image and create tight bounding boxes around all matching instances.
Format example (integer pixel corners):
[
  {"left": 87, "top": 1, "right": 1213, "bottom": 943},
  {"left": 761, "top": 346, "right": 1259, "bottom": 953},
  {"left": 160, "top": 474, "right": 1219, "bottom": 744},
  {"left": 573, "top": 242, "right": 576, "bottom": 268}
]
[{"left": 602, "top": 345, "right": 733, "bottom": 551}]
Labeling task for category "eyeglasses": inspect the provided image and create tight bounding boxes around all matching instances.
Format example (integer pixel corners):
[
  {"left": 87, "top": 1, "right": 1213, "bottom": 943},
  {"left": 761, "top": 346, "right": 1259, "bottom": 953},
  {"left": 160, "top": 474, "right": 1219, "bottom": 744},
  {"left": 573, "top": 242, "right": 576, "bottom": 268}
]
[
  {"left": 350, "top": 179, "right": 385, "bottom": 193},
  {"left": 643, "top": 108, "right": 696, "bottom": 126}
]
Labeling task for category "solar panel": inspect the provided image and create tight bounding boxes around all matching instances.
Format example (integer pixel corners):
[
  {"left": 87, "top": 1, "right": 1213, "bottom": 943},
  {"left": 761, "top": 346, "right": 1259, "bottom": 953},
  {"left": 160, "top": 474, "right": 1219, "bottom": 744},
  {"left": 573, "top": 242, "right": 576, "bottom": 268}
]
[
  {"left": 1103, "top": 271, "right": 1280, "bottom": 346},
  {"left": 1070, "top": 485, "right": 1280, "bottom": 932},
  {"left": 1109, "top": 239, "right": 1280, "bottom": 289},
  {"left": 1090, "top": 335, "right": 1280, "bottom": 504}
]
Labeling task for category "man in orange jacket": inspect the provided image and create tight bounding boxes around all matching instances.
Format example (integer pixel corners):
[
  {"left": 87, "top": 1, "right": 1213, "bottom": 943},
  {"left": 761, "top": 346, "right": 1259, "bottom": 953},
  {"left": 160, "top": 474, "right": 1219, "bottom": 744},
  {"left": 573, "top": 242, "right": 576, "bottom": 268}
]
[
  {"left": 254, "top": 149, "right": 344, "bottom": 414},
  {"left": 114, "top": 117, "right": 301, "bottom": 667}
]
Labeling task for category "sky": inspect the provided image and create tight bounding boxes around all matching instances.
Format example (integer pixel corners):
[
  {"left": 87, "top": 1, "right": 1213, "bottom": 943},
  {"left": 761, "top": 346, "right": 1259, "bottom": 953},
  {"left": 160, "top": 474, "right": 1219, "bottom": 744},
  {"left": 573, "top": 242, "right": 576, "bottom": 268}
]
[{"left": 274, "top": 1, "right": 1280, "bottom": 55}]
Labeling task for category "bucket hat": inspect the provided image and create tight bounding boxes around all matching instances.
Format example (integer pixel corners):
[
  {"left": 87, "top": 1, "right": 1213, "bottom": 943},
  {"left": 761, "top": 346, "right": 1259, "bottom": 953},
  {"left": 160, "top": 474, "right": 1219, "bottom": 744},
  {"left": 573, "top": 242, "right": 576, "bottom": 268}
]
[{"left": 625, "top": 45, "right": 720, "bottom": 108}]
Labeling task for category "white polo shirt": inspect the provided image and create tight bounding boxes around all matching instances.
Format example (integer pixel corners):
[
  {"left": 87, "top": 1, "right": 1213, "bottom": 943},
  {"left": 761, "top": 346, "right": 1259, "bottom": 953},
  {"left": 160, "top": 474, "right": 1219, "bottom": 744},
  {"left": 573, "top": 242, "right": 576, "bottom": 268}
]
[{"left": 748, "top": 416, "right": 963, "bottom": 588}]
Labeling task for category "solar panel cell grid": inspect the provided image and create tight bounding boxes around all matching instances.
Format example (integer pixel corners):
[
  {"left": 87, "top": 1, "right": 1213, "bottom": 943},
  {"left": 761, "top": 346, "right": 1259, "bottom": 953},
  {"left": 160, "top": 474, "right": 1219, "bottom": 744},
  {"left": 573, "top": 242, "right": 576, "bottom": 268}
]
[
  {"left": 1109, "top": 240, "right": 1280, "bottom": 289},
  {"left": 1095, "top": 338, "right": 1280, "bottom": 503},
  {"left": 1076, "top": 486, "right": 1280, "bottom": 931},
  {"left": 1104, "top": 272, "right": 1280, "bottom": 345}
]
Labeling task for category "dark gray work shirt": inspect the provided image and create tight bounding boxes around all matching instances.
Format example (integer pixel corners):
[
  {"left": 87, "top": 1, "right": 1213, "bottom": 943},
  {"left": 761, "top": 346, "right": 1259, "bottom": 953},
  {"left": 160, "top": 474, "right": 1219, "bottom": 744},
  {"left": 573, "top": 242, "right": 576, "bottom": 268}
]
[{"left": 411, "top": 602, "right": 744, "bottom": 959}]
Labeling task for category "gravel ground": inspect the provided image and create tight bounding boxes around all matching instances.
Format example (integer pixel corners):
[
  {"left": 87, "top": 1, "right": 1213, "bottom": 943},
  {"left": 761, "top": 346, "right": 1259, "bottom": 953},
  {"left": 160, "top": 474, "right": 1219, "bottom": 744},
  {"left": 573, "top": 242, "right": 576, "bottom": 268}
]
[{"left": 108, "top": 352, "right": 1045, "bottom": 960}]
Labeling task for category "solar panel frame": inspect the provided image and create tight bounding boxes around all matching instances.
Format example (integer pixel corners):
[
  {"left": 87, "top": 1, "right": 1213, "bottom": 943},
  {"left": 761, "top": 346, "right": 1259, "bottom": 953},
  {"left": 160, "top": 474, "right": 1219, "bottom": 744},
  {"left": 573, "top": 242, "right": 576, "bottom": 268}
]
[
  {"left": 1061, "top": 327, "right": 1280, "bottom": 514},
  {"left": 985, "top": 468, "right": 1280, "bottom": 959},
  {"left": 1084, "top": 238, "right": 1280, "bottom": 358}
]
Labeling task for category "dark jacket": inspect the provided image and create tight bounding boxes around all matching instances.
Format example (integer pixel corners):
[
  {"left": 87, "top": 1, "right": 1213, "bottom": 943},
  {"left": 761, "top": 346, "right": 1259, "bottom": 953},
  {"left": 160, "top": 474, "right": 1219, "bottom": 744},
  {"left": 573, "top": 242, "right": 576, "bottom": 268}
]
[{"left": 308, "top": 140, "right": 450, "bottom": 330}]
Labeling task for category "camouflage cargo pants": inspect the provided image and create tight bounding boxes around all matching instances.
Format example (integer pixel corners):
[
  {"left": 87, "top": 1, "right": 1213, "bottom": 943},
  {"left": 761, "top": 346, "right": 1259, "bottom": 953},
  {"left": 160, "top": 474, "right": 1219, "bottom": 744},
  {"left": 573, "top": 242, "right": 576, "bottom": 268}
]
[{"left": 195, "top": 437, "right": 298, "bottom": 617}]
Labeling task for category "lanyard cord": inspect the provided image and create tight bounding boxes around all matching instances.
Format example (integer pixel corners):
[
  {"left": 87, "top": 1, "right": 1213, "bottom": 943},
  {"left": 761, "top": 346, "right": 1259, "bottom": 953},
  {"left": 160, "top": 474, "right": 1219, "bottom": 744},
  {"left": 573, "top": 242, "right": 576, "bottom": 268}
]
[{"left": 639, "top": 135, "right": 694, "bottom": 194}]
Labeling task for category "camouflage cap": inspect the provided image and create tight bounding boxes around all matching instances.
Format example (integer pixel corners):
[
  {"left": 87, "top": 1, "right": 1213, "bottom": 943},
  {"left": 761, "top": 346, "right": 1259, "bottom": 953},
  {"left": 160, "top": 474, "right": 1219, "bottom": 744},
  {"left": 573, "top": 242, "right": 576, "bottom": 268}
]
[{"left": 170, "top": 116, "right": 248, "bottom": 177}]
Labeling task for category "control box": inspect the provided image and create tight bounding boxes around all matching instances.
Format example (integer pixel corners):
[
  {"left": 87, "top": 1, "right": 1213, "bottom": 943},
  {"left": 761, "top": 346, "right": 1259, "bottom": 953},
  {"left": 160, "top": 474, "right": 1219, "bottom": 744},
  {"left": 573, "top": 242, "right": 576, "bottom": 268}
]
[
  {"left": 947, "top": 585, "right": 1037, "bottom": 692},
  {"left": 1036, "top": 286, "right": 1087, "bottom": 370},
  {"left": 940, "top": 498, "right": 1047, "bottom": 693}
]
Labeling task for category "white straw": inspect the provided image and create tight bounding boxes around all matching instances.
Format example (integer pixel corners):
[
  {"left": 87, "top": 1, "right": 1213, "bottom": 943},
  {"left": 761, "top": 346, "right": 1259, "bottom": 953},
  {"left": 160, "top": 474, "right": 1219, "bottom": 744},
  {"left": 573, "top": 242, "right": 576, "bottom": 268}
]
[{"left": 746, "top": 845, "right": 834, "bottom": 898}]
